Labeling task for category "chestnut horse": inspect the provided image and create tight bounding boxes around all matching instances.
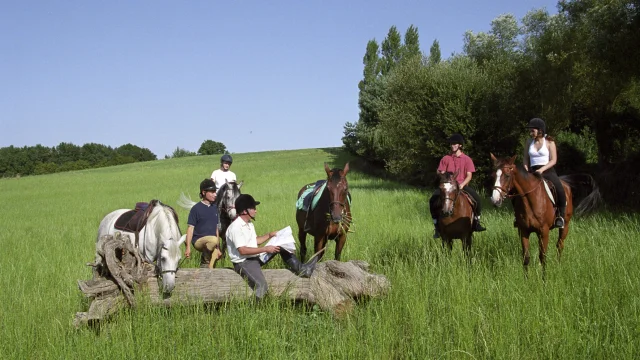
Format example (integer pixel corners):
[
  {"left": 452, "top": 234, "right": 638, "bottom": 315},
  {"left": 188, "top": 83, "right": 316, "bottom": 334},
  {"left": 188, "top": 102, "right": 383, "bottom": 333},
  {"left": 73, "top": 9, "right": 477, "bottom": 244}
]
[
  {"left": 435, "top": 170, "right": 475, "bottom": 260},
  {"left": 296, "top": 163, "right": 351, "bottom": 261},
  {"left": 490, "top": 154, "right": 600, "bottom": 273}
]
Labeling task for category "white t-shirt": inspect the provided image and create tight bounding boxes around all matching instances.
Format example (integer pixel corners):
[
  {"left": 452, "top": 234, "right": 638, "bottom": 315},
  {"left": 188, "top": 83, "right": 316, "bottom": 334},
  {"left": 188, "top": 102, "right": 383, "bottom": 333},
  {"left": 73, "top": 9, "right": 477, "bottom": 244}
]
[
  {"left": 211, "top": 169, "right": 237, "bottom": 190},
  {"left": 226, "top": 217, "right": 258, "bottom": 263}
]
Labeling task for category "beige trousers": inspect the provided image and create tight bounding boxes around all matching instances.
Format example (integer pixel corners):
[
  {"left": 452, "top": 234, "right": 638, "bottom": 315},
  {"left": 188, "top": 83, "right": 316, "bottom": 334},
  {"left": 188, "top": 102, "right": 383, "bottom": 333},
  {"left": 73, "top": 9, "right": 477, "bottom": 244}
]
[{"left": 194, "top": 236, "right": 222, "bottom": 268}]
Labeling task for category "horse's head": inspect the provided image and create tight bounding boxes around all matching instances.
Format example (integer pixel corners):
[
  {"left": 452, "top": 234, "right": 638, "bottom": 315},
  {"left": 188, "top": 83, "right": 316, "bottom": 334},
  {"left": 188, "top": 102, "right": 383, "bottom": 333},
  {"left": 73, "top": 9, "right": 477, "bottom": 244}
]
[
  {"left": 153, "top": 203, "right": 184, "bottom": 294},
  {"left": 490, "top": 153, "right": 518, "bottom": 207},
  {"left": 216, "top": 180, "right": 243, "bottom": 220},
  {"left": 438, "top": 170, "right": 460, "bottom": 217},
  {"left": 157, "top": 235, "right": 184, "bottom": 293},
  {"left": 325, "top": 162, "right": 350, "bottom": 223}
]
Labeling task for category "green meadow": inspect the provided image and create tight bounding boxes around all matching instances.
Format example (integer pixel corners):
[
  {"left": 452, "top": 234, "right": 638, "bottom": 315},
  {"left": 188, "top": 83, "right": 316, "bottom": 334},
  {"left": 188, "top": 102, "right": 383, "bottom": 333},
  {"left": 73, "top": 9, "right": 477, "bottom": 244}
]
[{"left": 1, "top": 148, "right": 639, "bottom": 359}]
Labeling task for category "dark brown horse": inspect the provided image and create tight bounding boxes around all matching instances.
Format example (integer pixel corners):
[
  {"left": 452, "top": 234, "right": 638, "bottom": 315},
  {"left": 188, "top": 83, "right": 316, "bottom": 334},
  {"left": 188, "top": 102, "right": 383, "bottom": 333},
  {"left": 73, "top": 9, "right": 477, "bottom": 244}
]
[
  {"left": 296, "top": 163, "right": 351, "bottom": 261},
  {"left": 490, "top": 154, "right": 600, "bottom": 273},
  {"left": 435, "top": 171, "right": 475, "bottom": 259}
]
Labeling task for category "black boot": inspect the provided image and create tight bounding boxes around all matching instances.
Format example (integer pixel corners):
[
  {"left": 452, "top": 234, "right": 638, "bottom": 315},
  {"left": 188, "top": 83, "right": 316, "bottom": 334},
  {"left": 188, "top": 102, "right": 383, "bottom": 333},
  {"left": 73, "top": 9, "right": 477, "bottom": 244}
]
[
  {"left": 200, "top": 250, "right": 212, "bottom": 268},
  {"left": 281, "top": 250, "right": 318, "bottom": 278},
  {"left": 554, "top": 207, "right": 566, "bottom": 228},
  {"left": 473, "top": 217, "right": 486, "bottom": 232}
]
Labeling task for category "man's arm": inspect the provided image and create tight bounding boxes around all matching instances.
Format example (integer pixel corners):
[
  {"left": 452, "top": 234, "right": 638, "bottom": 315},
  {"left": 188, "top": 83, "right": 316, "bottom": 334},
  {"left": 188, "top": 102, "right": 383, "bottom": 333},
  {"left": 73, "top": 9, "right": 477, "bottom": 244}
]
[
  {"left": 460, "top": 172, "right": 472, "bottom": 188},
  {"left": 185, "top": 225, "right": 194, "bottom": 258},
  {"left": 237, "top": 245, "right": 279, "bottom": 256}
]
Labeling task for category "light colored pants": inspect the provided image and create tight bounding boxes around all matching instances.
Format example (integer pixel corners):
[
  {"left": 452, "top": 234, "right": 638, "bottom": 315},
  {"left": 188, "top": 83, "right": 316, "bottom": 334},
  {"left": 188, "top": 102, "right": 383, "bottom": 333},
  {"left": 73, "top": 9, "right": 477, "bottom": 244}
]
[{"left": 194, "top": 236, "right": 222, "bottom": 267}]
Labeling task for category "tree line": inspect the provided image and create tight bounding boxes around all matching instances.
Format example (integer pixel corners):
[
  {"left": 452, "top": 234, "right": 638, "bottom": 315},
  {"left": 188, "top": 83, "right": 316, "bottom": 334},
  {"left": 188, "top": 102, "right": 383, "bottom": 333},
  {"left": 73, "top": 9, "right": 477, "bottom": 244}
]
[
  {"left": 0, "top": 143, "right": 157, "bottom": 177},
  {"left": 0, "top": 139, "right": 229, "bottom": 177},
  {"left": 343, "top": 0, "right": 639, "bottom": 208}
]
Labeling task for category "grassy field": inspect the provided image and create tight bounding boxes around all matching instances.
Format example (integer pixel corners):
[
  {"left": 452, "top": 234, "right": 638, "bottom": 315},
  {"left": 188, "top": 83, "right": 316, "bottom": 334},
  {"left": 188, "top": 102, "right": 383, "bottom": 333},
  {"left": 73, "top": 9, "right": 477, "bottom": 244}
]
[{"left": 1, "top": 148, "right": 639, "bottom": 359}]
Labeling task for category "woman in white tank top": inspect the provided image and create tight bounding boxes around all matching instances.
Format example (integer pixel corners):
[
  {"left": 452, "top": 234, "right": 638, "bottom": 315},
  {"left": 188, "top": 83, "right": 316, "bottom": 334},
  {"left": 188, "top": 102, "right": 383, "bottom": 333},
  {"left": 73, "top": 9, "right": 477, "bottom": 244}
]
[{"left": 523, "top": 118, "right": 567, "bottom": 228}]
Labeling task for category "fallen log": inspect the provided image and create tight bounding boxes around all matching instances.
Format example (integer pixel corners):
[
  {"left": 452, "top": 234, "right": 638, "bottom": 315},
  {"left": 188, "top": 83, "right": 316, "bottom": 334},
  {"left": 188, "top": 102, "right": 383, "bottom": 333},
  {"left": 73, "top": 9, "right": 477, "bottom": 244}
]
[{"left": 74, "top": 234, "right": 390, "bottom": 328}]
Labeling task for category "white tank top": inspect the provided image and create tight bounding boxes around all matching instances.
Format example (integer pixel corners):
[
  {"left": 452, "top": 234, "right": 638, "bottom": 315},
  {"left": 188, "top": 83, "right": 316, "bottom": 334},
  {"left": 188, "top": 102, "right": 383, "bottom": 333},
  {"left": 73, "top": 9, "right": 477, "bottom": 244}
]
[{"left": 528, "top": 137, "right": 549, "bottom": 166}]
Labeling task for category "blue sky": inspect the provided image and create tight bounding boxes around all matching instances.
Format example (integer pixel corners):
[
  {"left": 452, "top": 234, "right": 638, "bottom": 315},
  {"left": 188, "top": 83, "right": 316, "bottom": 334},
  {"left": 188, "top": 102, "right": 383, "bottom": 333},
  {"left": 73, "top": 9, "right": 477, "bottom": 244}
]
[{"left": 0, "top": 1, "right": 558, "bottom": 158}]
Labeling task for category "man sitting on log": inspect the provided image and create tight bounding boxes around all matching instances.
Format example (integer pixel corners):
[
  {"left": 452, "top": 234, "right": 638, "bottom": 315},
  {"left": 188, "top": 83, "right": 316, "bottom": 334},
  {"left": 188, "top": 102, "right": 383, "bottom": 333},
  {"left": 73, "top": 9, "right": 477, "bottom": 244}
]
[
  {"left": 185, "top": 179, "right": 223, "bottom": 268},
  {"left": 226, "top": 194, "right": 318, "bottom": 299}
]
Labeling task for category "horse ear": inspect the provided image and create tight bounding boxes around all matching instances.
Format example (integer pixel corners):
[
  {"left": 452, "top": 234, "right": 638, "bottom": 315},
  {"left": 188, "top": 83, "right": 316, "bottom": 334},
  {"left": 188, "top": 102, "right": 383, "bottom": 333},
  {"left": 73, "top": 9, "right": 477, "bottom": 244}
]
[
  {"left": 237, "top": 180, "right": 243, "bottom": 189},
  {"left": 178, "top": 234, "right": 186, "bottom": 246},
  {"left": 453, "top": 169, "right": 459, "bottom": 180},
  {"left": 490, "top": 153, "right": 498, "bottom": 165},
  {"left": 509, "top": 155, "right": 517, "bottom": 164},
  {"left": 324, "top": 162, "right": 331, "bottom": 176},
  {"left": 342, "top": 162, "right": 350, "bottom": 176}
]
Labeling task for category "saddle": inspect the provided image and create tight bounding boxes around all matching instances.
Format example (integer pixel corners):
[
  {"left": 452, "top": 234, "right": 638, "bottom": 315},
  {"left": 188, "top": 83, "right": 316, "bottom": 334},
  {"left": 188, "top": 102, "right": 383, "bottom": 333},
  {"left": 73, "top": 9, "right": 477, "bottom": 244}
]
[
  {"left": 460, "top": 190, "right": 477, "bottom": 211},
  {"left": 542, "top": 179, "right": 559, "bottom": 206},
  {"left": 114, "top": 200, "right": 159, "bottom": 233}
]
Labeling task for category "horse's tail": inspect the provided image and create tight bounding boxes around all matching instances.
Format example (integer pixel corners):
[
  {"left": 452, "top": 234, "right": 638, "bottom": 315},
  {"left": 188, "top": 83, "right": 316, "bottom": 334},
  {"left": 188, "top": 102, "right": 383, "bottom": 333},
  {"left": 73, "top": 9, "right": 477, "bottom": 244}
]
[
  {"left": 177, "top": 192, "right": 197, "bottom": 211},
  {"left": 560, "top": 174, "right": 602, "bottom": 215}
]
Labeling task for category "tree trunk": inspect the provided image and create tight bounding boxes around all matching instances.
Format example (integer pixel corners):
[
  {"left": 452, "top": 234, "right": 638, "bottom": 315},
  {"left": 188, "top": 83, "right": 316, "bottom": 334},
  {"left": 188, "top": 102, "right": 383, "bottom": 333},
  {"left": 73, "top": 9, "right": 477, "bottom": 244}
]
[{"left": 74, "top": 234, "right": 390, "bottom": 328}]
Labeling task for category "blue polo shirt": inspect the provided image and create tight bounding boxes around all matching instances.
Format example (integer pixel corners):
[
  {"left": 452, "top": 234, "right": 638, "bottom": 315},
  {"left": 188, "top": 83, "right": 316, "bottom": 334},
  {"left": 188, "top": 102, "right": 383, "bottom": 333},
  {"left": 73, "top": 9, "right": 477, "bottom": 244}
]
[{"left": 187, "top": 201, "right": 219, "bottom": 245}]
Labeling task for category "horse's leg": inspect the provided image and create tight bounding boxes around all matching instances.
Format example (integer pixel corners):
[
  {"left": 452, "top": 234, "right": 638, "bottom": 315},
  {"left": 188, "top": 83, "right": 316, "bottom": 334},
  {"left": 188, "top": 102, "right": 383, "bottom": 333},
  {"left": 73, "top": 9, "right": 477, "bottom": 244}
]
[
  {"left": 463, "top": 233, "right": 473, "bottom": 264},
  {"left": 314, "top": 234, "right": 328, "bottom": 261},
  {"left": 539, "top": 228, "right": 550, "bottom": 279},
  {"left": 520, "top": 228, "right": 531, "bottom": 272},
  {"left": 334, "top": 233, "right": 346, "bottom": 261},
  {"left": 298, "top": 229, "right": 308, "bottom": 262},
  {"left": 557, "top": 222, "right": 569, "bottom": 260},
  {"left": 442, "top": 237, "right": 453, "bottom": 254}
]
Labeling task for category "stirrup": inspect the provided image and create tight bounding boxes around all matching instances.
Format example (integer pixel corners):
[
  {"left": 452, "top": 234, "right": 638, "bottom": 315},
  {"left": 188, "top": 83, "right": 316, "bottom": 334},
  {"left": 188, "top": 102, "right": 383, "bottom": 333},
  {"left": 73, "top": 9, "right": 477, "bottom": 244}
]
[
  {"left": 473, "top": 222, "right": 486, "bottom": 232},
  {"left": 554, "top": 217, "right": 565, "bottom": 228}
]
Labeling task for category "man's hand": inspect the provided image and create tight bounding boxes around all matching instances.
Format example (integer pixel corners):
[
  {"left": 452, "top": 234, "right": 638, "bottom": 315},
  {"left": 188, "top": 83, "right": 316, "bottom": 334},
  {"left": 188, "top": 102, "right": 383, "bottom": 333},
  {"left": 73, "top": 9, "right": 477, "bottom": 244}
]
[
  {"left": 185, "top": 247, "right": 191, "bottom": 258},
  {"left": 263, "top": 245, "right": 280, "bottom": 254}
]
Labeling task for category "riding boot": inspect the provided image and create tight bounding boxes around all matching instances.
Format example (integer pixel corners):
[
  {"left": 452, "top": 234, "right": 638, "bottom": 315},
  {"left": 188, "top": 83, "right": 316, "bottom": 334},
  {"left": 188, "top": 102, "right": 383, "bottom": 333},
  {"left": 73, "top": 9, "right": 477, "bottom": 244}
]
[
  {"left": 472, "top": 216, "right": 486, "bottom": 232},
  {"left": 280, "top": 250, "right": 318, "bottom": 278},
  {"left": 200, "top": 250, "right": 212, "bottom": 269},
  {"left": 554, "top": 206, "right": 566, "bottom": 228}
]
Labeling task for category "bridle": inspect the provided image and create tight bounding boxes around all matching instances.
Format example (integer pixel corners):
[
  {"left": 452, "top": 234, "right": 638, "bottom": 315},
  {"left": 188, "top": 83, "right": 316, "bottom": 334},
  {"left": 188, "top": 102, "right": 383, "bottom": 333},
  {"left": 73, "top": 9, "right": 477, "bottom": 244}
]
[
  {"left": 492, "top": 164, "right": 543, "bottom": 200},
  {"left": 157, "top": 242, "right": 185, "bottom": 279},
  {"left": 439, "top": 180, "right": 460, "bottom": 215}
]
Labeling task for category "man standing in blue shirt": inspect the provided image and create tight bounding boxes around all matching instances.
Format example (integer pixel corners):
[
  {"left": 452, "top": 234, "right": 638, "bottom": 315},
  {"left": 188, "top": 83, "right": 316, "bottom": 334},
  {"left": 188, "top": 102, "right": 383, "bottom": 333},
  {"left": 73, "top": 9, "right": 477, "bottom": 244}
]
[{"left": 185, "top": 179, "right": 222, "bottom": 268}]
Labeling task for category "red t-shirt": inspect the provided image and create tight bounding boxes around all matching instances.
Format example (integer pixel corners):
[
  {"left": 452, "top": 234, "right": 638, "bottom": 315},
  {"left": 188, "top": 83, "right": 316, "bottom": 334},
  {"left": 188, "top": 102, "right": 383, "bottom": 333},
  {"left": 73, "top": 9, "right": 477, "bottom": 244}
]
[{"left": 437, "top": 152, "right": 476, "bottom": 185}]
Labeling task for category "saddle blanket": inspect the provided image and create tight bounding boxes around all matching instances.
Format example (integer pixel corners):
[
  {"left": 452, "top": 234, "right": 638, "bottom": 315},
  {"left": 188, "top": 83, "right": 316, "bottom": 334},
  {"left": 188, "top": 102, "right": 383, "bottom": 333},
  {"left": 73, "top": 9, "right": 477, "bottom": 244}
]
[{"left": 296, "top": 180, "right": 327, "bottom": 211}]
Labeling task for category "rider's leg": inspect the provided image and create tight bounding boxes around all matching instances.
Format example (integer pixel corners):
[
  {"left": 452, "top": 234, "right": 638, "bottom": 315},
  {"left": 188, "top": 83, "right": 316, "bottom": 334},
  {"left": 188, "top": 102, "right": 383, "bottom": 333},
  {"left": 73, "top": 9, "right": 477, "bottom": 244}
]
[
  {"left": 233, "top": 258, "right": 268, "bottom": 299},
  {"left": 543, "top": 168, "right": 566, "bottom": 228},
  {"left": 464, "top": 187, "right": 486, "bottom": 232}
]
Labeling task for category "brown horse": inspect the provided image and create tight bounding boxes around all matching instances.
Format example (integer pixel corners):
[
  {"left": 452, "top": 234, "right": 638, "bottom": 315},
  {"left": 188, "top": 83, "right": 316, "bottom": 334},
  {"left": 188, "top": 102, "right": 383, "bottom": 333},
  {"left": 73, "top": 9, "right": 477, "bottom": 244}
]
[
  {"left": 490, "top": 154, "right": 600, "bottom": 273},
  {"left": 435, "top": 171, "right": 475, "bottom": 260},
  {"left": 296, "top": 163, "right": 352, "bottom": 261}
]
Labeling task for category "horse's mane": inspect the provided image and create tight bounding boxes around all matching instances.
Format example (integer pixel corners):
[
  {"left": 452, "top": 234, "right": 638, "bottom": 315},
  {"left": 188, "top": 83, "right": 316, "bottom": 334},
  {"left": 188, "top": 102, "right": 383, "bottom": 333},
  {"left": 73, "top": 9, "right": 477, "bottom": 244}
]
[
  {"left": 215, "top": 182, "right": 240, "bottom": 207},
  {"left": 494, "top": 157, "right": 532, "bottom": 180},
  {"left": 148, "top": 201, "right": 182, "bottom": 239}
]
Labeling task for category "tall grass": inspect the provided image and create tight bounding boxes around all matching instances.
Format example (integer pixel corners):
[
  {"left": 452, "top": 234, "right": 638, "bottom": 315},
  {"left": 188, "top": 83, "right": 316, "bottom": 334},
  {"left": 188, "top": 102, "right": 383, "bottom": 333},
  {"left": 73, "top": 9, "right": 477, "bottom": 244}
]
[{"left": 1, "top": 148, "right": 638, "bottom": 359}]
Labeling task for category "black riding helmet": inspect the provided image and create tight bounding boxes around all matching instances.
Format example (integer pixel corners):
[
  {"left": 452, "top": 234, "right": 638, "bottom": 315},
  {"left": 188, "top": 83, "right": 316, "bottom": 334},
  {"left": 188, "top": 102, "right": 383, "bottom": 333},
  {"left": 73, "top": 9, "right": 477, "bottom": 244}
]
[
  {"left": 526, "top": 118, "right": 546, "bottom": 134},
  {"left": 448, "top": 134, "right": 464, "bottom": 145},
  {"left": 221, "top": 154, "right": 233, "bottom": 164},
  {"left": 200, "top": 178, "right": 216, "bottom": 198},
  {"left": 235, "top": 194, "right": 260, "bottom": 214}
]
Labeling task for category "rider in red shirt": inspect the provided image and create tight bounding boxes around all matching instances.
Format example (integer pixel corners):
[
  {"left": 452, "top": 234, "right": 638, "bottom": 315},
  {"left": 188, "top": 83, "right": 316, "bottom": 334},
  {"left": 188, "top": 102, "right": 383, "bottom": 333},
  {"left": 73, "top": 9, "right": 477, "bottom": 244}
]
[{"left": 429, "top": 134, "right": 486, "bottom": 238}]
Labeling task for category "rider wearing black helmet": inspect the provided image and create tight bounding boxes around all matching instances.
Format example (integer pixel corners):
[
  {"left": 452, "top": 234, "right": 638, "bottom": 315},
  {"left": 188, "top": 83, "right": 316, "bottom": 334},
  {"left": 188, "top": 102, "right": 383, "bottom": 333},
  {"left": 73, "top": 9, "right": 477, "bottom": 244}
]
[
  {"left": 225, "top": 194, "right": 318, "bottom": 299},
  {"left": 524, "top": 118, "right": 567, "bottom": 228},
  {"left": 185, "top": 178, "right": 222, "bottom": 268},
  {"left": 429, "top": 134, "right": 486, "bottom": 238},
  {"left": 211, "top": 154, "right": 237, "bottom": 190}
]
